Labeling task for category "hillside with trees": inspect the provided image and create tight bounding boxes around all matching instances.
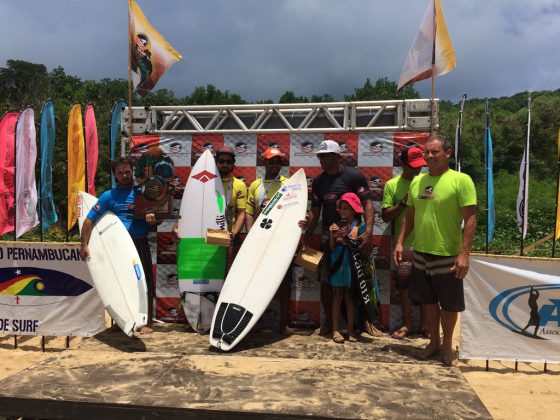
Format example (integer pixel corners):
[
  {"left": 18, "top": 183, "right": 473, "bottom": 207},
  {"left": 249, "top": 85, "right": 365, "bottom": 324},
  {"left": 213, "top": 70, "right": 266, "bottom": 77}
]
[{"left": 1, "top": 59, "right": 558, "bottom": 255}]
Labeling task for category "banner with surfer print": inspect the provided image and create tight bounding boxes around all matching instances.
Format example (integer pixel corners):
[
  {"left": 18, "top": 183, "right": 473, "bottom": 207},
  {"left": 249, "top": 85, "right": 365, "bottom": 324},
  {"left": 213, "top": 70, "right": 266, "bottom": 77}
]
[
  {"left": 129, "top": 0, "right": 182, "bottom": 97},
  {"left": 397, "top": 0, "right": 456, "bottom": 91},
  {"left": 0, "top": 111, "right": 19, "bottom": 236},
  {"left": 0, "top": 241, "right": 105, "bottom": 337},
  {"left": 15, "top": 107, "right": 39, "bottom": 238},
  {"left": 67, "top": 104, "right": 86, "bottom": 230},
  {"left": 461, "top": 255, "right": 560, "bottom": 363}
]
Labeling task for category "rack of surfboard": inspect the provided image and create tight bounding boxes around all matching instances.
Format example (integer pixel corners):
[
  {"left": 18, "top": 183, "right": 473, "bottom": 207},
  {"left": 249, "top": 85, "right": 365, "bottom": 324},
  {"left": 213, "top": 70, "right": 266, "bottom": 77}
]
[{"left": 78, "top": 150, "right": 306, "bottom": 351}]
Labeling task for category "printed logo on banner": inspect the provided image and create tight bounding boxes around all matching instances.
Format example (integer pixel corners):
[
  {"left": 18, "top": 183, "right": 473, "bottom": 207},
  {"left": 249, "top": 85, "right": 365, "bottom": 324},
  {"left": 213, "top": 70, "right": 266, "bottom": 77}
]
[
  {"left": 358, "top": 133, "right": 394, "bottom": 167},
  {"left": 191, "top": 134, "right": 224, "bottom": 165},
  {"left": 0, "top": 267, "right": 92, "bottom": 309},
  {"left": 290, "top": 133, "right": 322, "bottom": 167},
  {"left": 225, "top": 134, "right": 257, "bottom": 167},
  {"left": 160, "top": 136, "right": 191, "bottom": 166},
  {"left": 489, "top": 284, "right": 560, "bottom": 339}
]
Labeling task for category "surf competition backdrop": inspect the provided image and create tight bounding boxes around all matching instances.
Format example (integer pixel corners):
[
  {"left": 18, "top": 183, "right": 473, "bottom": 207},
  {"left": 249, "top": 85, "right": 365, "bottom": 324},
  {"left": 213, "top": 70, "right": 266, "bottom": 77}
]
[
  {"left": 0, "top": 242, "right": 105, "bottom": 336},
  {"left": 129, "top": 131, "right": 430, "bottom": 331},
  {"left": 461, "top": 254, "right": 560, "bottom": 363}
]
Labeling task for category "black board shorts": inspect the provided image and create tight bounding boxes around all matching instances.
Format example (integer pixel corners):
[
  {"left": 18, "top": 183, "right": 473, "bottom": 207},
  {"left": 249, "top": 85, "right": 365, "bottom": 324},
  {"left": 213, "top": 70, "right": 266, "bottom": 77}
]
[{"left": 410, "top": 251, "right": 465, "bottom": 312}]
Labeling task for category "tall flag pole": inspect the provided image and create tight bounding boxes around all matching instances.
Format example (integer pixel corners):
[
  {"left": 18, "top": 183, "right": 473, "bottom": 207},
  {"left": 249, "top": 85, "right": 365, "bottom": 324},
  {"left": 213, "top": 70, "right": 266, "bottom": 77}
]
[
  {"left": 0, "top": 111, "right": 19, "bottom": 236},
  {"left": 484, "top": 99, "right": 495, "bottom": 252},
  {"left": 15, "top": 107, "right": 39, "bottom": 238},
  {"left": 109, "top": 100, "right": 128, "bottom": 187},
  {"left": 455, "top": 93, "right": 466, "bottom": 172},
  {"left": 517, "top": 95, "right": 531, "bottom": 255},
  {"left": 39, "top": 99, "right": 58, "bottom": 239},
  {"left": 553, "top": 129, "right": 560, "bottom": 257},
  {"left": 397, "top": 0, "right": 456, "bottom": 134},
  {"left": 67, "top": 104, "right": 86, "bottom": 237}
]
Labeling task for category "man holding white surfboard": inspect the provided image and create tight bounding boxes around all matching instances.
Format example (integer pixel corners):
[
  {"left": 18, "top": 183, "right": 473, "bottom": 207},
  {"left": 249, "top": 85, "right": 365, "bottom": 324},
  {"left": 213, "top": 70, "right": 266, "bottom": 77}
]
[
  {"left": 304, "top": 140, "right": 375, "bottom": 337},
  {"left": 80, "top": 157, "right": 159, "bottom": 335},
  {"left": 246, "top": 147, "right": 293, "bottom": 335}
]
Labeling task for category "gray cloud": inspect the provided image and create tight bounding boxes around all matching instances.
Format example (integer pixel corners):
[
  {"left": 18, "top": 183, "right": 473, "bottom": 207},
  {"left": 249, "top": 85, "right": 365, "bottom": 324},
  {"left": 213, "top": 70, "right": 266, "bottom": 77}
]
[{"left": 1, "top": 0, "right": 559, "bottom": 103}]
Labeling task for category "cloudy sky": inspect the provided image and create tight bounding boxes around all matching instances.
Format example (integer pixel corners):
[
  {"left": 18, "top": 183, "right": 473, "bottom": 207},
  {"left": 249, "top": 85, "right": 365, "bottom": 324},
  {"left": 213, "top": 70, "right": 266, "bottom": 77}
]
[{"left": 1, "top": 0, "right": 560, "bottom": 103}]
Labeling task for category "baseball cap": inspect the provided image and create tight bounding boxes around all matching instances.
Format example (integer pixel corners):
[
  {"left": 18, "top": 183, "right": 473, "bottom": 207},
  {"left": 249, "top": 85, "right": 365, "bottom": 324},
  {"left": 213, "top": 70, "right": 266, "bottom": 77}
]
[
  {"left": 262, "top": 147, "right": 287, "bottom": 161},
  {"left": 401, "top": 146, "right": 427, "bottom": 168},
  {"left": 215, "top": 146, "right": 235, "bottom": 159},
  {"left": 315, "top": 140, "right": 341, "bottom": 155},
  {"left": 338, "top": 192, "right": 364, "bottom": 214}
]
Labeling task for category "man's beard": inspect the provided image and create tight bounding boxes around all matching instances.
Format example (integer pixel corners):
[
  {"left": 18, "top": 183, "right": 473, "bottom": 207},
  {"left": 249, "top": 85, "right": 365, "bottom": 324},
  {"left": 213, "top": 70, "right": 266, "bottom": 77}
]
[{"left": 117, "top": 178, "right": 134, "bottom": 188}]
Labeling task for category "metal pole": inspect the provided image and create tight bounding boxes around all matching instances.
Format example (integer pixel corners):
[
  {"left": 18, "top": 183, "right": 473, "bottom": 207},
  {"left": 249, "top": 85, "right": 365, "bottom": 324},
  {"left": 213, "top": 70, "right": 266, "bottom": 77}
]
[
  {"left": 485, "top": 99, "right": 489, "bottom": 254},
  {"left": 553, "top": 130, "right": 560, "bottom": 257}
]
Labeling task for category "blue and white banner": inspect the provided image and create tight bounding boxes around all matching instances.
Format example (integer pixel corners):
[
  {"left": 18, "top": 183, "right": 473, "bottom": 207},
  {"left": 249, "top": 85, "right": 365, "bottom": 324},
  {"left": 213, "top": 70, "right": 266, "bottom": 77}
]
[
  {"left": 0, "top": 241, "right": 104, "bottom": 337},
  {"left": 461, "top": 254, "right": 560, "bottom": 363}
]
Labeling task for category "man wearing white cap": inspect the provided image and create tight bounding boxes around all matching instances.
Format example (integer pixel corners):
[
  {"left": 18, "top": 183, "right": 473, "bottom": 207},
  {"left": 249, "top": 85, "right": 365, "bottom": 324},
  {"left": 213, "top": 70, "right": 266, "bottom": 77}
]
[{"left": 304, "top": 140, "right": 375, "bottom": 337}]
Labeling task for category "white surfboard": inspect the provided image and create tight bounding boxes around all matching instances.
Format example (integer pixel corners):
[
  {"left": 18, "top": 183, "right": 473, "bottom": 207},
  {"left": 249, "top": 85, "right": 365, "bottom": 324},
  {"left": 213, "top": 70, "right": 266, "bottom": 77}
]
[
  {"left": 210, "top": 168, "right": 307, "bottom": 351},
  {"left": 177, "top": 149, "right": 227, "bottom": 333},
  {"left": 78, "top": 191, "right": 148, "bottom": 336}
]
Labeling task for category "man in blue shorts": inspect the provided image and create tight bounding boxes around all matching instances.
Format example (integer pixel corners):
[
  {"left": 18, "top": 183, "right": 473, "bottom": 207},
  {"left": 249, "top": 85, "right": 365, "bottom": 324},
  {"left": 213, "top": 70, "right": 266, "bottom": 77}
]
[
  {"left": 80, "top": 157, "right": 159, "bottom": 335},
  {"left": 394, "top": 135, "right": 476, "bottom": 366}
]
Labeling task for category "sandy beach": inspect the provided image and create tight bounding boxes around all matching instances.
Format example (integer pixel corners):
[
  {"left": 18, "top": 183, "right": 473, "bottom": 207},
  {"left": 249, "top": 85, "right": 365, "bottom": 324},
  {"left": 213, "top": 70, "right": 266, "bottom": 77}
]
[{"left": 1, "top": 323, "right": 559, "bottom": 419}]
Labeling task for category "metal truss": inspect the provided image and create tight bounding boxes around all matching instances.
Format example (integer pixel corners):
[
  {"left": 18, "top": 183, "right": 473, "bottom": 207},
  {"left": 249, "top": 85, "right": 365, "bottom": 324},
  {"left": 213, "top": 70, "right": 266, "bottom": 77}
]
[{"left": 122, "top": 99, "right": 437, "bottom": 135}]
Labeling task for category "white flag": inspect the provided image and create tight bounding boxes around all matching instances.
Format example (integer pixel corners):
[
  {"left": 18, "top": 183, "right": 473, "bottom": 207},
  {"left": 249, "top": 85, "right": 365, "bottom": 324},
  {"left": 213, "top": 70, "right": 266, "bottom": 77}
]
[
  {"left": 15, "top": 107, "right": 39, "bottom": 237},
  {"left": 516, "top": 101, "right": 531, "bottom": 239}
]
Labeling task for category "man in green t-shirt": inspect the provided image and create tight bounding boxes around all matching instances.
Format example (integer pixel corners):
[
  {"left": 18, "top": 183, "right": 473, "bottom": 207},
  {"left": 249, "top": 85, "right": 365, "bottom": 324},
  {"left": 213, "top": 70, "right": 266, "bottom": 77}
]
[
  {"left": 394, "top": 135, "right": 476, "bottom": 366},
  {"left": 382, "top": 145, "right": 426, "bottom": 340}
]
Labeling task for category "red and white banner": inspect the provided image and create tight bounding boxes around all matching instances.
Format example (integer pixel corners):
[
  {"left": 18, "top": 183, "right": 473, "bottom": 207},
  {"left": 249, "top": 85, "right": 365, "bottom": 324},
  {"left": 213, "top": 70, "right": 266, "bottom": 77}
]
[
  {"left": 0, "top": 241, "right": 105, "bottom": 337},
  {"left": 130, "top": 131, "right": 430, "bottom": 330},
  {"left": 461, "top": 255, "right": 560, "bottom": 363}
]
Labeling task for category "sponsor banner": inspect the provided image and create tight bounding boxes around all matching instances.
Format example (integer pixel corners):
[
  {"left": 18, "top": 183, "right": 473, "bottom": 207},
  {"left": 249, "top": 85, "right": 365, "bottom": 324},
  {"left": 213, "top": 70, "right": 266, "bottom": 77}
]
[
  {"left": 461, "top": 255, "right": 560, "bottom": 363},
  {"left": 129, "top": 132, "right": 428, "bottom": 330},
  {"left": 358, "top": 133, "right": 393, "bottom": 167},
  {"left": 225, "top": 134, "right": 257, "bottom": 167},
  {"left": 0, "top": 241, "right": 104, "bottom": 336},
  {"left": 289, "top": 133, "right": 323, "bottom": 167}
]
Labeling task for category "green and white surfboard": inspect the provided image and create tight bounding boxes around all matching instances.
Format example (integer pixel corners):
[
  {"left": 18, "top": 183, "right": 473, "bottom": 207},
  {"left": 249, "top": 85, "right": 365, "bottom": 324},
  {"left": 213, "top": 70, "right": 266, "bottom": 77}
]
[{"left": 177, "top": 149, "right": 227, "bottom": 332}]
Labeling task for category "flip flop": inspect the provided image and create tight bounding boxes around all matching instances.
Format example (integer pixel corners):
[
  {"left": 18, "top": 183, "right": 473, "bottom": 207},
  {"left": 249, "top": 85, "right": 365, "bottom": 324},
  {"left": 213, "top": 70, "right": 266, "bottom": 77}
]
[
  {"left": 333, "top": 331, "right": 344, "bottom": 344},
  {"left": 390, "top": 326, "right": 409, "bottom": 340},
  {"left": 348, "top": 334, "right": 359, "bottom": 343}
]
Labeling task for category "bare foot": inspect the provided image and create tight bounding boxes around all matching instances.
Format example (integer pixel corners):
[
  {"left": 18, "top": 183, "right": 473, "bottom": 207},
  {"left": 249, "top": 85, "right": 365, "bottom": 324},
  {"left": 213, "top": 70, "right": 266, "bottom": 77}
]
[
  {"left": 419, "top": 342, "right": 441, "bottom": 359},
  {"left": 442, "top": 349, "right": 455, "bottom": 366},
  {"left": 139, "top": 326, "right": 153, "bottom": 335},
  {"left": 348, "top": 333, "right": 358, "bottom": 343}
]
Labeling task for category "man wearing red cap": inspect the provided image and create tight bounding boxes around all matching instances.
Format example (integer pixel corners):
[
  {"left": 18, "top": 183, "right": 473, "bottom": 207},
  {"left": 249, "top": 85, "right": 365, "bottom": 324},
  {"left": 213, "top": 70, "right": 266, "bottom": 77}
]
[
  {"left": 246, "top": 147, "right": 292, "bottom": 334},
  {"left": 382, "top": 145, "right": 427, "bottom": 340},
  {"left": 394, "top": 135, "right": 476, "bottom": 366}
]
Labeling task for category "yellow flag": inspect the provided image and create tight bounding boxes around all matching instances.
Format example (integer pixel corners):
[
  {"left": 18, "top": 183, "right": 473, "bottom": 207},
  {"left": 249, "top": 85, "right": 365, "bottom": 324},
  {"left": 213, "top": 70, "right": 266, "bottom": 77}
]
[
  {"left": 397, "top": 0, "right": 456, "bottom": 90},
  {"left": 129, "top": 0, "right": 183, "bottom": 97},
  {"left": 67, "top": 104, "right": 85, "bottom": 230},
  {"left": 556, "top": 129, "right": 560, "bottom": 240}
]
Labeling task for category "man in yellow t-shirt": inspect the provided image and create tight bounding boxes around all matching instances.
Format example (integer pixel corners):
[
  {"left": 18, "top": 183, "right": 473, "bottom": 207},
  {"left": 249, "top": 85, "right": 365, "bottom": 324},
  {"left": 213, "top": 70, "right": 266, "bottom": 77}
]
[
  {"left": 394, "top": 135, "right": 476, "bottom": 367},
  {"left": 245, "top": 147, "right": 291, "bottom": 334}
]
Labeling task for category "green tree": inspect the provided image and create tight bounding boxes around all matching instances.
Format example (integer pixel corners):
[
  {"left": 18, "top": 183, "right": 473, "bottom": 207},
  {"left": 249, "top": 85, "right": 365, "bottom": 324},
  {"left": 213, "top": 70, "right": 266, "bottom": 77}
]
[{"left": 344, "top": 77, "right": 420, "bottom": 101}]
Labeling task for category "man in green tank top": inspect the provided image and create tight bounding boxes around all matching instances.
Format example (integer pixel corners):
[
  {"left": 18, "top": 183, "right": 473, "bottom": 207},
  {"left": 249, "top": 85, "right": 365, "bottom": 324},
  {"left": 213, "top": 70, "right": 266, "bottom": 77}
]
[{"left": 394, "top": 135, "right": 476, "bottom": 366}]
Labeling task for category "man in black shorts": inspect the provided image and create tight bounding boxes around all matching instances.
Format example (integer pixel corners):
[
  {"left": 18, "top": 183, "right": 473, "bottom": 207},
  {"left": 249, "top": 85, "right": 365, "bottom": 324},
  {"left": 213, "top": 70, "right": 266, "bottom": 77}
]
[
  {"left": 393, "top": 135, "right": 476, "bottom": 366},
  {"left": 304, "top": 139, "right": 374, "bottom": 336}
]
